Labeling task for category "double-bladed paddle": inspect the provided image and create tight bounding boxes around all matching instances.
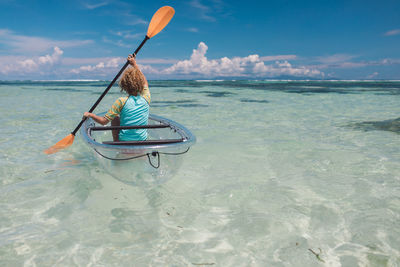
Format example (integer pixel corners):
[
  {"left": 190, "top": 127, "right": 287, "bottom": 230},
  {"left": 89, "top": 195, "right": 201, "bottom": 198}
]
[{"left": 44, "top": 6, "right": 175, "bottom": 154}]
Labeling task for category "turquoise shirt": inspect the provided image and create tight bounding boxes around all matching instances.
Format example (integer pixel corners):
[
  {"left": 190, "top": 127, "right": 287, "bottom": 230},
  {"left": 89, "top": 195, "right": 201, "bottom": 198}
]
[
  {"left": 105, "top": 87, "right": 151, "bottom": 141},
  {"left": 119, "top": 95, "right": 149, "bottom": 141}
]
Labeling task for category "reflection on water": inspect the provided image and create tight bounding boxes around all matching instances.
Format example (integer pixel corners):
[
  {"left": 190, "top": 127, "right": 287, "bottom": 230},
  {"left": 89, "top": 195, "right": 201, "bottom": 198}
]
[
  {"left": 240, "top": 98, "right": 269, "bottom": 103},
  {"left": 199, "top": 91, "right": 236, "bottom": 97},
  {"left": 44, "top": 88, "right": 94, "bottom": 93},
  {"left": 346, "top": 117, "right": 400, "bottom": 134}
]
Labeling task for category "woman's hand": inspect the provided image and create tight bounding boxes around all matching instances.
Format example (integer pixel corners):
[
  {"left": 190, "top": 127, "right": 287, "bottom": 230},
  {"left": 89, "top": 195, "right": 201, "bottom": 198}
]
[
  {"left": 127, "top": 53, "right": 137, "bottom": 66},
  {"left": 83, "top": 112, "right": 91, "bottom": 118},
  {"left": 82, "top": 112, "right": 109, "bottom": 125}
]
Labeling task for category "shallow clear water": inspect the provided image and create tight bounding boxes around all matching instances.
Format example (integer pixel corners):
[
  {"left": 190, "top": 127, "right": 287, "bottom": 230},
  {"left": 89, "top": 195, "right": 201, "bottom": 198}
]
[{"left": 0, "top": 80, "right": 399, "bottom": 266}]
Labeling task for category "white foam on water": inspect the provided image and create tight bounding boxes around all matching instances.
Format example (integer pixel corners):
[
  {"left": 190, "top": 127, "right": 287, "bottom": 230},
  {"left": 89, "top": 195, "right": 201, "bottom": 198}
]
[
  {"left": 15, "top": 243, "right": 31, "bottom": 255},
  {"left": 23, "top": 255, "right": 37, "bottom": 267},
  {"left": 195, "top": 79, "right": 224, "bottom": 82},
  {"left": 87, "top": 248, "right": 105, "bottom": 267},
  {"left": 177, "top": 228, "right": 216, "bottom": 244},
  {"left": 205, "top": 240, "right": 234, "bottom": 253}
]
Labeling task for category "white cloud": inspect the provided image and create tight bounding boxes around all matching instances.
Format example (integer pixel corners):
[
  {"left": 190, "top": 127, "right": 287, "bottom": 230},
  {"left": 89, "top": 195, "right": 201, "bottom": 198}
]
[
  {"left": 106, "top": 57, "right": 120, "bottom": 68},
  {"left": 63, "top": 57, "right": 178, "bottom": 66},
  {"left": 189, "top": 0, "right": 216, "bottom": 22},
  {"left": 125, "top": 18, "right": 147, "bottom": 26},
  {"left": 68, "top": 57, "right": 162, "bottom": 77},
  {"left": 102, "top": 36, "right": 131, "bottom": 48},
  {"left": 163, "top": 42, "right": 323, "bottom": 78},
  {"left": 117, "top": 10, "right": 147, "bottom": 26},
  {"left": 110, "top": 30, "right": 142, "bottom": 40},
  {"left": 260, "top": 55, "right": 298, "bottom": 61},
  {"left": 381, "top": 58, "right": 400, "bottom": 64},
  {"left": 18, "top": 59, "right": 38, "bottom": 71},
  {"left": 367, "top": 72, "right": 379, "bottom": 79},
  {"left": 140, "top": 58, "right": 178, "bottom": 64},
  {"left": 62, "top": 57, "right": 108, "bottom": 65},
  {"left": 137, "top": 64, "right": 160, "bottom": 74},
  {"left": 0, "top": 46, "right": 64, "bottom": 75},
  {"left": 316, "top": 54, "right": 357, "bottom": 64},
  {"left": 69, "top": 57, "right": 123, "bottom": 74},
  {"left": 187, "top": 27, "right": 199, "bottom": 33},
  {"left": 38, "top": 46, "right": 63, "bottom": 65},
  {"left": 3, "top": 41, "right": 397, "bottom": 80},
  {"left": 122, "top": 32, "right": 142, "bottom": 39},
  {"left": 313, "top": 56, "right": 400, "bottom": 69},
  {"left": 384, "top": 29, "right": 400, "bottom": 36},
  {"left": 253, "top": 60, "right": 323, "bottom": 77},
  {"left": 0, "top": 29, "right": 92, "bottom": 54},
  {"left": 83, "top": 1, "right": 109, "bottom": 9}
]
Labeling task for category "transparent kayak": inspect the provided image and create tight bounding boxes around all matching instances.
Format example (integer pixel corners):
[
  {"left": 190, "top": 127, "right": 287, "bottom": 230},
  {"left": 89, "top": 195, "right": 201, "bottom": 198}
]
[{"left": 81, "top": 112, "right": 196, "bottom": 186}]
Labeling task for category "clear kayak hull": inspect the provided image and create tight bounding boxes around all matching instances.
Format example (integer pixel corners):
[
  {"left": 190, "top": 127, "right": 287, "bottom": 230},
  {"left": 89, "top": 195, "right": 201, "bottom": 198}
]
[{"left": 80, "top": 112, "right": 196, "bottom": 186}]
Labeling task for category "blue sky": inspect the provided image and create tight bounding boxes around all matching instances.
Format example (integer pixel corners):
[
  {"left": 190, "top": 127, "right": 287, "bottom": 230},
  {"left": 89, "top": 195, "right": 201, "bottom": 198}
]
[{"left": 0, "top": 0, "right": 399, "bottom": 80}]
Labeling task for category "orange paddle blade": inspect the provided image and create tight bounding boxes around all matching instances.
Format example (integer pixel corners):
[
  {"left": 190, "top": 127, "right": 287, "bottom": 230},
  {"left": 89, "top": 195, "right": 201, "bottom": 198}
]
[
  {"left": 44, "top": 134, "right": 75, "bottom": 154},
  {"left": 147, "top": 6, "right": 175, "bottom": 38}
]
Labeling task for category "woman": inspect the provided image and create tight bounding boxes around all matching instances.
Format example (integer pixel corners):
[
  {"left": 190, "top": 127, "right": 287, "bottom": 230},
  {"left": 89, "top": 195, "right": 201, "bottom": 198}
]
[{"left": 83, "top": 54, "right": 150, "bottom": 141}]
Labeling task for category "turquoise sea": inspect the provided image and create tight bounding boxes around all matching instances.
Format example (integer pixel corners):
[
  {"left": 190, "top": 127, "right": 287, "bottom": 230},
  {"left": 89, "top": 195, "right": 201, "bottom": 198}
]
[{"left": 0, "top": 80, "right": 399, "bottom": 266}]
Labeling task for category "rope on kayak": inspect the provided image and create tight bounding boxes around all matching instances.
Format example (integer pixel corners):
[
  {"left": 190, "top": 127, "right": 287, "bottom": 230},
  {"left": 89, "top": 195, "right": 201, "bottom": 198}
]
[
  {"left": 148, "top": 152, "right": 160, "bottom": 168},
  {"left": 92, "top": 148, "right": 190, "bottom": 169}
]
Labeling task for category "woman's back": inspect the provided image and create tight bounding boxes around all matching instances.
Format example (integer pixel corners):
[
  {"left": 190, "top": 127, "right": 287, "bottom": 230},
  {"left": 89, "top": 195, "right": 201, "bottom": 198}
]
[{"left": 119, "top": 95, "right": 149, "bottom": 141}]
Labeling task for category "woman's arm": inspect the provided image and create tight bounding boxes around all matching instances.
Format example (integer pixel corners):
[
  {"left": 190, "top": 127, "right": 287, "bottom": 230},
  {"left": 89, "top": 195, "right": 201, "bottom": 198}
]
[
  {"left": 83, "top": 112, "right": 109, "bottom": 125},
  {"left": 127, "top": 54, "right": 148, "bottom": 88}
]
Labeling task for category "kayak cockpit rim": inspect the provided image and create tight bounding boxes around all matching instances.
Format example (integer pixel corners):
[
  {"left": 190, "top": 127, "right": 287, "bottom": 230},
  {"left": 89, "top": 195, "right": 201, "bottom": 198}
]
[{"left": 81, "top": 113, "right": 196, "bottom": 151}]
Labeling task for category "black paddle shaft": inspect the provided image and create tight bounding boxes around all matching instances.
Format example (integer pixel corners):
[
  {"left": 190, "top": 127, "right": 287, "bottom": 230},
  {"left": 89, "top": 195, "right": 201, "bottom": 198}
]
[{"left": 71, "top": 36, "right": 150, "bottom": 136}]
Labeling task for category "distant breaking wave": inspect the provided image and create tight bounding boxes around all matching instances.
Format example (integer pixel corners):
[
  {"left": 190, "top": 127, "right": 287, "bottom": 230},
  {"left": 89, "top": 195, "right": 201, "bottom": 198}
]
[{"left": 195, "top": 79, "right": 225, "bottom": 82}]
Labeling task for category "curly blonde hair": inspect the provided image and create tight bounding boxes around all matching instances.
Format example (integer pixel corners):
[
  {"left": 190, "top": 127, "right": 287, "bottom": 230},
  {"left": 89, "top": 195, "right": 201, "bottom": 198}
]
[{"left": 119, "top": 66, "right": 145, "bottom": 95}]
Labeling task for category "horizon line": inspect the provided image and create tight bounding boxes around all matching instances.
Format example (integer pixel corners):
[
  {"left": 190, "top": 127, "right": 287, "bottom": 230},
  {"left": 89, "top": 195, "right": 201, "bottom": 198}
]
[{"left": 1, "top": 79, "right": 400, "bottom": 82}]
